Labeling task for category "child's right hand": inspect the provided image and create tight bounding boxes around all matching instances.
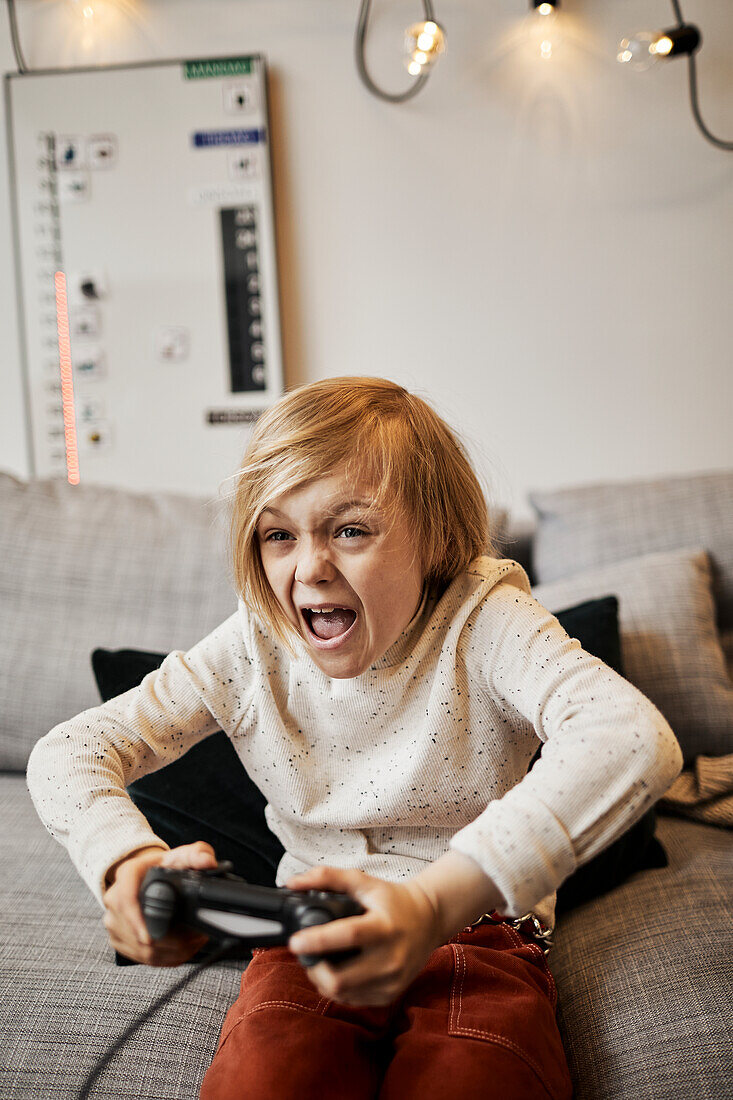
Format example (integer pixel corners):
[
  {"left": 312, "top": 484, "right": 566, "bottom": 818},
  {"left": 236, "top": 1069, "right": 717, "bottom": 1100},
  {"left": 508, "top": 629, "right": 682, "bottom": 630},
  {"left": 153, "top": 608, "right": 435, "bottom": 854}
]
[{"left": 102, "top": 840, "right": 218, "bottom": 966}]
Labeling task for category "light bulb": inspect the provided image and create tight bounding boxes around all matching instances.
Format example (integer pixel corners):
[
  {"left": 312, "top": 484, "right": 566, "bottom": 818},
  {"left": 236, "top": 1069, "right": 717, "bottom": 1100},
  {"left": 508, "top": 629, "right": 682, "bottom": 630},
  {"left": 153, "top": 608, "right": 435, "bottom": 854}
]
[
  {"left": 530, "top": 1, "right": 560, "bottom": 62},
  {"left": 616, "top": 31, "right": 661, "bottom": 72},
  {"left": 403, "top": 20, "right": 446, "bottom": 75},
  {"left": 618, "top": 24, "right": 701, "bottom": 69},
  {"left": 652, "top": 36, "right": 674, "bottom": 57}
]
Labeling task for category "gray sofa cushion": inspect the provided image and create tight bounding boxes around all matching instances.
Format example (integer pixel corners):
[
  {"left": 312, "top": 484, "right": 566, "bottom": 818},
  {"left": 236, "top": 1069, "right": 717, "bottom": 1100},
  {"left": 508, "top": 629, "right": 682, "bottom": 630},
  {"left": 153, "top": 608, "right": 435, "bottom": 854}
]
[
  {"left": 552, "top": 814, "right": 733, "bottom": 1100},
  {"left": 0, "top": 473, "right": 237, "bottom": 772},
  {"left": 530, "top": 469, "right": 733, "bottom": 631},
  {"left": 533, "top": 548, "right": 733, "bottom": 762}
]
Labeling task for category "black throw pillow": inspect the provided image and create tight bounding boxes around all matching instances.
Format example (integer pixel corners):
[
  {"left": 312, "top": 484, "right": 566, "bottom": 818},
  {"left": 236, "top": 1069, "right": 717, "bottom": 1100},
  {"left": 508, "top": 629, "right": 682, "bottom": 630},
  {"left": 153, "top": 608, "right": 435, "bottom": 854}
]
[
  {"left": 91, "top": 593, "right": 666, "bottom": 931},
  {"left": 547, "top": 596, "right": 667, "bottom": 915}
]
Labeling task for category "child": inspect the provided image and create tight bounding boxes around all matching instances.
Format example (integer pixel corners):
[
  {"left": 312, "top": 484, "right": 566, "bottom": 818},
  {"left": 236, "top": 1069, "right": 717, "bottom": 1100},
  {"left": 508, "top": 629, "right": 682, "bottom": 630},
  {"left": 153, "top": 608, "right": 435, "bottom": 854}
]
[{"left": 27, "top": 376, "right": 683, "bottom": 1099}]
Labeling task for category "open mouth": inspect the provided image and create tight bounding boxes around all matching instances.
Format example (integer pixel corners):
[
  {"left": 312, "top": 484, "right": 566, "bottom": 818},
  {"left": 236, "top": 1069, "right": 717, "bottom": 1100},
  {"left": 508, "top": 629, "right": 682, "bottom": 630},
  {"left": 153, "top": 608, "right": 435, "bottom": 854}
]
[{"left": 301, "top": 606, "right": 358, "bottom": 648}]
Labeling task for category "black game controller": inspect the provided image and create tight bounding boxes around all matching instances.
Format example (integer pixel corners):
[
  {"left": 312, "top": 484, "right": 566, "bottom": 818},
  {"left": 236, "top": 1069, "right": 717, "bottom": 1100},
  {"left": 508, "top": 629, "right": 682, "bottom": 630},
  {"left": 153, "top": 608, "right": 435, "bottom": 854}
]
[{"left": 139, "top": 863, "right": 365, "bottom": 968}]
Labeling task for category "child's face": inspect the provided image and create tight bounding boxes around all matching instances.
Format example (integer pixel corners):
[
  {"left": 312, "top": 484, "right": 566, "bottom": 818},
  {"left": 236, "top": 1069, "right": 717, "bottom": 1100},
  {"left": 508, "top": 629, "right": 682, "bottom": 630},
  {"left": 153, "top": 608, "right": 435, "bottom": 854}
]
[{"left": 256, "top": 472, "right": 424, "bottom": 678}]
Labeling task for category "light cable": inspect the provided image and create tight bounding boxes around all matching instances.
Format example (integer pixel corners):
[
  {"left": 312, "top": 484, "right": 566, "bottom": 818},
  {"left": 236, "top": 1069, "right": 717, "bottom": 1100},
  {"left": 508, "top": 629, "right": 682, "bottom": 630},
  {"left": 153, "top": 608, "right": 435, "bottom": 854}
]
[
  {"left": 6, "top": 0, "right": 28, "bottom": 73},
  {"left": 670, "top": 0, "right": 733, "bottom": 150}
]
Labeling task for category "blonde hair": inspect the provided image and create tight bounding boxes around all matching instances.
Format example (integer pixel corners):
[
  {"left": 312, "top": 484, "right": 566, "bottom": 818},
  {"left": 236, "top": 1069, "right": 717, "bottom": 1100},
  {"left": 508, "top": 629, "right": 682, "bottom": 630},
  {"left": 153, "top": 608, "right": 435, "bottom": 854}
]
[{"left": 225, "top": 377, "right": 496, "bottom": 645}]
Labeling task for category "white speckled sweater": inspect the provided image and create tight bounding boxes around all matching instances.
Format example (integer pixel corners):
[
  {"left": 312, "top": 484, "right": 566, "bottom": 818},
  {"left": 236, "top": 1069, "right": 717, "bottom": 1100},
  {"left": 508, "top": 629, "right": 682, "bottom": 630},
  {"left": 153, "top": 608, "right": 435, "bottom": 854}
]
[{"left": 26, "top": 557, "right": 683, "bottom": 932}]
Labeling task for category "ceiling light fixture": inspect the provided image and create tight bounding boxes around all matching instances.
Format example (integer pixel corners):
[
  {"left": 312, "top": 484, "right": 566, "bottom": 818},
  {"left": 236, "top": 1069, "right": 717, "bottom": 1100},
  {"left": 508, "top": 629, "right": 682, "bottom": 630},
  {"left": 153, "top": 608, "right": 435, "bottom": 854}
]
[
  {"left": 619, "top": 0, "right": 731, "bottom": 150},
  {"left": 530, "top": 0, "right": 560, "bottom": 62},
  {"left": 356, "top": 0, "right": 445, "bottom": 103},
  {"left": 617, "top": 24, "right": 699, "bottom": 71}
]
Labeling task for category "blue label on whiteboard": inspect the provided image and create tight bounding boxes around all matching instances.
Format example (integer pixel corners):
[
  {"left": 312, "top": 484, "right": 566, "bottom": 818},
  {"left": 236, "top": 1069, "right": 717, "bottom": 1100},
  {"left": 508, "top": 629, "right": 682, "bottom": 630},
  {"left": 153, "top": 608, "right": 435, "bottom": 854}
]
[{"left": 193, "top": 128, "right": 266, "bottom": 148}]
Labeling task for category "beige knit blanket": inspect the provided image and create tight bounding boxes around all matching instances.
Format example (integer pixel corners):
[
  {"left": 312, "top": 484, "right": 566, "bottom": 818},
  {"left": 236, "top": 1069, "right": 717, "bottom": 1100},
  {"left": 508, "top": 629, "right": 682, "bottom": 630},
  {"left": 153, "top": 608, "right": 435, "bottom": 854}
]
[{"left": 659, "top": 753, "right": 733, "bottom": 827}]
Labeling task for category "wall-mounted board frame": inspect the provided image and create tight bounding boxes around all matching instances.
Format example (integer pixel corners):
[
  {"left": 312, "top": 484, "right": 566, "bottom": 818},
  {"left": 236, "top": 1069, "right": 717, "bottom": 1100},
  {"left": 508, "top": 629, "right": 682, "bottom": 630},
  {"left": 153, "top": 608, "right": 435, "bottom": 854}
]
[{"left": 6, "top": 55, "right": 283, "bottom": 492}]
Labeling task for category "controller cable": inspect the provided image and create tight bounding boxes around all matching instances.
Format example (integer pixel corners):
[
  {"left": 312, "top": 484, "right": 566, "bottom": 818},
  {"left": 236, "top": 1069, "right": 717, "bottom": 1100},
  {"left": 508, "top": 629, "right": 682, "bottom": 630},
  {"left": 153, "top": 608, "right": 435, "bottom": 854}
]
[{"left": 77, "top": 938, "right": 240, "bottom": 1100}]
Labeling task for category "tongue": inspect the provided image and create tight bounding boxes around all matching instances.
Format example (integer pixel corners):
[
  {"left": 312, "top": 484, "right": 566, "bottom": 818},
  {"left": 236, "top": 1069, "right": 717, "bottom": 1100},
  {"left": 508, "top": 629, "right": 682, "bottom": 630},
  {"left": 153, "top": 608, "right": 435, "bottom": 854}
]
[{"left": 309, "top": 609, "right": 356, "bottom": 640}]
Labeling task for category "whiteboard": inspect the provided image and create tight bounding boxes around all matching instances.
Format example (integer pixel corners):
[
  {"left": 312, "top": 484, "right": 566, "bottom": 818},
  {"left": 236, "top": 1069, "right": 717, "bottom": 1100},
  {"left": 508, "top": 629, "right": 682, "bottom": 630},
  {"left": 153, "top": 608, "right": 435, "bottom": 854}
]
[{"left": 6, "top": 55, "right": 283, "bottom": 493}]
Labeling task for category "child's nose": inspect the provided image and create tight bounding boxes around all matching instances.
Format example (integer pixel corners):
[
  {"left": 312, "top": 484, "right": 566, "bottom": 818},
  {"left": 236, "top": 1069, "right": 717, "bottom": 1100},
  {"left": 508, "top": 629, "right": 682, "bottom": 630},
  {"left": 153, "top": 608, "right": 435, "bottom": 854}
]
[{"left": 294, "top": 541, "right": 337, "bottom": 586}]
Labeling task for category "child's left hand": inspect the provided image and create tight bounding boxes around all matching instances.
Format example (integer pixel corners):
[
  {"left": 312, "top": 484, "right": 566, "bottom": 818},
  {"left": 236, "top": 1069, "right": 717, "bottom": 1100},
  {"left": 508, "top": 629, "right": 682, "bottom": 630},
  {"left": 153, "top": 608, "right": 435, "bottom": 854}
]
[{"left": 285, "top": 865, "right": 442, "bottom": 1007}]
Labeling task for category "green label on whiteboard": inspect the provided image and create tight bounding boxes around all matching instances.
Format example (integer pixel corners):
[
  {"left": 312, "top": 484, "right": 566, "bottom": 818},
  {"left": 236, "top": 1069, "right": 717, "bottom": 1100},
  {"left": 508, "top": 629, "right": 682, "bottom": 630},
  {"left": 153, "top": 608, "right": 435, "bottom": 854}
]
[{"left": 184, "top": 57, "right": 253, "bottom": 80}]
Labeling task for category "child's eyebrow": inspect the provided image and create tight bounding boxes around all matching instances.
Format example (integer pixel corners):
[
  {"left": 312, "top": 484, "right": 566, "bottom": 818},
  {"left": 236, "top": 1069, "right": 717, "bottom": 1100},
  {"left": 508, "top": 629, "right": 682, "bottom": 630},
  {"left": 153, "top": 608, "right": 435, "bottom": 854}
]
[
  {"left": 258, "top": 499, "right": 377, "bottom": 522},
  {"left": 327, "top": 498, "right": 376, "bottom": 517}
]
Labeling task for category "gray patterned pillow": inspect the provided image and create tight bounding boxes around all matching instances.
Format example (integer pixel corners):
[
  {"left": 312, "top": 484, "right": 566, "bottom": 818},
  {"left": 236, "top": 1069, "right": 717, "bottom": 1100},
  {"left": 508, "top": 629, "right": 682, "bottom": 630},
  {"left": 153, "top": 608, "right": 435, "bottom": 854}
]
[
  {"left": 533, "top": 548, "right": 733, "bottom": 763},
  {"left": 530, "top": 470, "right": 733, "bottom": 631},
  {"left": 0, "top": 472, "right": 237, "bottom": 772}
]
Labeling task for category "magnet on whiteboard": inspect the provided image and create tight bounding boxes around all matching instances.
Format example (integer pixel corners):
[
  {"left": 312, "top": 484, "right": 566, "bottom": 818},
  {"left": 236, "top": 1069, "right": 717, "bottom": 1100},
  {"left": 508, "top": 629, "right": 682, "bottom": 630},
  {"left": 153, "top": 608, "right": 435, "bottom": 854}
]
[
  {"left": 249, "top": 320, "right": 262, "bottom": 339},
  {"left": 71, "top": 308, "right": 101, "bottom": 340},
  {"left": 228, "top": 148, "right": 259, "bottom": 180},
  {"left": 156, "top": 326, "right": 190, "bottom": 361},
  {"left": 58, "top": 172, "right": 91, "bottom": 203},
  {"left": 77, "top": 396, "right": 106, "bottom": 422},
  {"left": 71, "top": 270, "right": 109, "bottom": 301},
  {"left": 88, "top": 134, "right": 118, "bottom": 169},
  {"left": 234, "top": 208, "right": 255, "bottom": 226},
  {"left": 251, "top": 365, "right": 265, "bottom": 385},
  {"left": 80, "top": 420, "right": 113, "bottom": 452},
  {"left": 74, "top": 349, "right": 106, "bottom": 380},
  {"left": 251, "top": 342, "right": 264, "bottom": 361},
  {"left": 56, "top": 135, "right": 86, "bottom": 169},
  {"left": 223, "top": 80, "right": 258, "bottom": 114}
]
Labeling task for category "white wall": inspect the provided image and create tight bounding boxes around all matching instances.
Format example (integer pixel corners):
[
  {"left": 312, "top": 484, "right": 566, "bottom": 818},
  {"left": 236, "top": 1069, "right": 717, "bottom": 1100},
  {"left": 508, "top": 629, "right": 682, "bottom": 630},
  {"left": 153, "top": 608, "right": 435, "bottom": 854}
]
[{"left": 1, "top": 0, "right": 731, "bottom": 518}]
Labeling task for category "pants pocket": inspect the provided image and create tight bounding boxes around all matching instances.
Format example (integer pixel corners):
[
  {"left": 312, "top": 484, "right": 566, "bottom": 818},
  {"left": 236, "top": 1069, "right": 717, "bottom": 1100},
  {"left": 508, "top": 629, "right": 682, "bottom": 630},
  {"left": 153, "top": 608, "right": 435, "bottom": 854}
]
[{"left": 447, "top": 931, "right": 572, "bottom": 1100}]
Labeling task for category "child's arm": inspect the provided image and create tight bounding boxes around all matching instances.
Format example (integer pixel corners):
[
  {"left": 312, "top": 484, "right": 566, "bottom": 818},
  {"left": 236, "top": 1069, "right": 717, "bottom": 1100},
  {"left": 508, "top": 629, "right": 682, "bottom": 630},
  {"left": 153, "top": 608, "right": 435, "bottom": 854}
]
[
  {"left": 26, "top": 611, "right": 248, "bottom": 908},
  {"left": 447, "top": 581, "right": 684, "bottom": 920}
]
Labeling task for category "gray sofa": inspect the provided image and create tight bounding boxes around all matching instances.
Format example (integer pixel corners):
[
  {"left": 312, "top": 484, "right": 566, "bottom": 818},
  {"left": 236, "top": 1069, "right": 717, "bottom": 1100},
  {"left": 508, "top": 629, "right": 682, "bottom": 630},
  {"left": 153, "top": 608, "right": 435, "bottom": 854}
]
[{"left": 2, "top": 468, "right": 732, "bottom": 1099}]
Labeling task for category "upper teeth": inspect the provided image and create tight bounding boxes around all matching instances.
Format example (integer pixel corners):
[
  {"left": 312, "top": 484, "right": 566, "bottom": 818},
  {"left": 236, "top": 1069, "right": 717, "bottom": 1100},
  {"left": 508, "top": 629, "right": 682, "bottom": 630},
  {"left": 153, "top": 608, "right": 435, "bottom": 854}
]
[{"left": 309, "top": 607, "right": 336, "bottom": 613}]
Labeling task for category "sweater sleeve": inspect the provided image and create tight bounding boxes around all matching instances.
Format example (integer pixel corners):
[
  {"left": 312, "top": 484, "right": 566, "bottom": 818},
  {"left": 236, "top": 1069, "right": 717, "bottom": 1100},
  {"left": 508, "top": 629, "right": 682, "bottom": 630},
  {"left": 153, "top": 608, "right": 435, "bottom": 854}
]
[
  {"left": 26, "top": 610, "right": 252, "bottom": 905},
  {"left": 449, "top": 580, "right": 684, "bottom": 917}
]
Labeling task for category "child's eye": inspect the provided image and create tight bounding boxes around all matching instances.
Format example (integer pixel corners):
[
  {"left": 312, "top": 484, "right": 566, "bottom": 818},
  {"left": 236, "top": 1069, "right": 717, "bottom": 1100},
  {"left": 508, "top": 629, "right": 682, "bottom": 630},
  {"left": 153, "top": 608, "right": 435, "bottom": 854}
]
[
  {"left": 337, "top": 526, "right": 367, "bottom": 539},
  {"left": 264, "top": 530, "right": 292, "bottom": 542}
]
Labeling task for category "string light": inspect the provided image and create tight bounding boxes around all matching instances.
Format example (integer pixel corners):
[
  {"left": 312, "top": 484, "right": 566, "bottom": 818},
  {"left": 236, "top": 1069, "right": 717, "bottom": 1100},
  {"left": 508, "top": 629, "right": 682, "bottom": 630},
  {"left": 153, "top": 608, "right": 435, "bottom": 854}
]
[
  {"left": 404, "top": 19, "right": 446, "bottom": 77},
  {"left": 355, "top": 0, "right": 445, "bottom": 103},
  {"left": 617, "top": 25, "right": 700, "bottom": 71},
  {"left": 530, "top": 0, "right": 560, "bottom": 62},
  {"left": 618, "top": 0, "right": 731, "bottom": 149}
]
